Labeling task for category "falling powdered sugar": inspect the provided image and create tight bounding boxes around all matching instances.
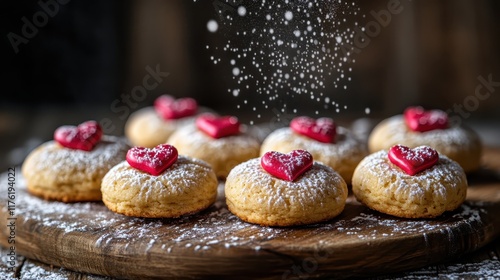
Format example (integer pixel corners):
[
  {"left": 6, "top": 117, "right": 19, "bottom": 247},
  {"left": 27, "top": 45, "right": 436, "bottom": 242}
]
[{"left": 202, "top": 1, "right": 361, "bottom": 123}]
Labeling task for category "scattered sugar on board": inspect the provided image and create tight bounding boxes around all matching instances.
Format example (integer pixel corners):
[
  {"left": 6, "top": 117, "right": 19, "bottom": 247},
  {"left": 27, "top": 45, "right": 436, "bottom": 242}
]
[
  {"left": 0, "top": 173, "right": 487, "bottom": 255},
  {"left": 19, "top": 260, "right": 111, "bottom": 280},
  {"left": 6, "top": 176, "right": 287, "bottom": 252},
  {"left": 380, "top": 258, "right": 500, "bottom": 279},
  {"left": 328, "top": 203, "right": 483, "bottom": 241}
]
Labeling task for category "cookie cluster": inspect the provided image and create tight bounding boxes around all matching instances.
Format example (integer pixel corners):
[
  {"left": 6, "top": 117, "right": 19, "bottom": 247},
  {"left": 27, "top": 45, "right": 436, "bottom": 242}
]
[{"left": 21, "top": 100, "right": 480, "bottom": 224}]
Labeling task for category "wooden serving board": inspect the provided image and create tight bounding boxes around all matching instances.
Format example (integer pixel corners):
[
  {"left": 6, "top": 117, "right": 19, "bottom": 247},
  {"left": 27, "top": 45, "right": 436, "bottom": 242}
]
[{"left": 1, "top": 149, "right": 500, "bottom": 279}]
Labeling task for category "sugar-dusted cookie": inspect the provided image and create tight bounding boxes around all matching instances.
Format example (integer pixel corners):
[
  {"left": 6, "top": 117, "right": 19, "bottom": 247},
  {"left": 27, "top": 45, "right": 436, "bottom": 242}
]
[
  {"left": 101, "top": 144, "right": 218, "bottom": 218},
  {"left": 260, "top": 116, "right": 368, "bottom": 184},
  {"left": 125, "top": 95, "right": 210, "bottom": 148},
  {"left": 167, "top": 114, "right": 260, "bottom": 178},
  {"left": 368, "top": 107, "right": 482, "bottom": 172},
  {"left": 352, "top": 145, "right": 468, "bottom": 218},
  {"left": 225, "top": 150, "right": 348, "bottom": 226},
  {"left": 22, "top": 121, "right": 129, "bottom": 202}
]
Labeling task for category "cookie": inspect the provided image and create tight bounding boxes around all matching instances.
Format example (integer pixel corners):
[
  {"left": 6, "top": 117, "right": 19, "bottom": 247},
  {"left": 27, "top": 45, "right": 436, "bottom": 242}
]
[
  {"left": 368, "top": 107, "right": 482, "bottom": 172},
  {"left": 22, "top": 133, "right": 129, "bottom": 202},
  {"left": 225, "top": 150, "right": 348, "bottom": 226},
  {"left": 101, "top": 144, "right": 218, "bottom": 218},
  {"left": 352, "top": 145, "right": 468, "bottom": 218},
  {"left": 125, "top": 95, "right": 209, "bottom": 148},
  {"left": 260, "top": 116, "right": 368, "bottom": 184},
  {"left": 167, "top": 115, "right": 260, "bottom": 178}
]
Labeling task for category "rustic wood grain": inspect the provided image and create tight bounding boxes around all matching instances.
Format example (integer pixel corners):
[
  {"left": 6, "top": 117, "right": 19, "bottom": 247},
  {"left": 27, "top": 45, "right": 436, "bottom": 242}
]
[{"left": 0, "top": 149, "right": 499, "bottom": 279}]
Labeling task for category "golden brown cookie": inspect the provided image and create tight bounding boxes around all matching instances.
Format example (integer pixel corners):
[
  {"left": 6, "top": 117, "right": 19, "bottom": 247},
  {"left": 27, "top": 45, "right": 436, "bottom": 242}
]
[
  {"left": 225, "top": 158, "right": 348, "bottom": 226},
  {"left": 167, "top": 123, "right": 260, "bottom": 178},
  {"left": 352, "top": 150, "right": 468, "bottom": 218},
  {"left": 368, "top": 115, "right": 482, "bottom": 173},
  {"left": 101, "top": 156, "right": 218, "bottom": 218},
  {"left": 125, "top": 107, "right": 198, "bottom": 148},
  {"left": 260, "top": 127, "right": 367, "bottom": 184},
  {"left": 21, "top": 136, "right": 129, "bottom": 202}
]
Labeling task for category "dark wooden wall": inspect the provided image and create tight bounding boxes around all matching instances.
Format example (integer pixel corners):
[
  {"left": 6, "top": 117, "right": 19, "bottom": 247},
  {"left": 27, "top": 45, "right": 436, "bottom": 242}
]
[{"left": 2, "top": 0, "right": 499, "bottom": 119}]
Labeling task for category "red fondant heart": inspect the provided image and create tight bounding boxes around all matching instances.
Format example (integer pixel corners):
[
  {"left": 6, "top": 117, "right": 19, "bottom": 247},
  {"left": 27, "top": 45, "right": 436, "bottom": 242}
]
[
  {"left": 154, "top": 95, "right": 198, "bottom": 120},
  {"left": 388, "top": 145, "right": 439, "bottom": 176},
  {"left": 54, "top": 121, "right": 102, "bottom": 151},
  {"left": 126, "top": 144, "right": 178, "bottom": 176},
  {"left": 290, "top": 116, "right": 336, "bottom": 143},
  {"left": 196, "top": 114, "right": 240, "bottom": 139},
  {"left": 261, "top": 150, "right": 314, "bottom": 181},
  {"left": 404, "top": 106, "right": 448, "bottom": 132}
]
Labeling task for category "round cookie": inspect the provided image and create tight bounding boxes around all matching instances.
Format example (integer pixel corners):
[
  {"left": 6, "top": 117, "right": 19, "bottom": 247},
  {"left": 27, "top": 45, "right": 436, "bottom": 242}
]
[
  {"left": 125, "top": 107, "right": 198, "bottom": 148},
  {"left": 352, "top": 149, "right": 468, "bottom": 218},
  {"left": 368, "top": 115, "right": 482, "bottom": 173},
  {"left": 260, "top": 126, "right": 367, "bottom": 184},
  {"left": 167, "top": 122, "right": 260, "bottom": 179},
  {"left": 22, "top": 136, "right": 129, "bottom": 202},
  {"left": 125, "top": 95, "right": 212, "bottom": 148},
  {"left": 101, "top": 156, "right": 218, "bottom": 218},
  {"left": 125, "top": 107, "right": 206, "bottom": 148},
  {"left": 225, "top": 158, "right": 348, "bottom": 226}
]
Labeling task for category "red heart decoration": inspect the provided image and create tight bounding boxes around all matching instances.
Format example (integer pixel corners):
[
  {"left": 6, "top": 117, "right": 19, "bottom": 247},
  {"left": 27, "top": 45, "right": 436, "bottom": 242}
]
[
  {"left": 154, "top": 95, "right": 198, "bottom": 120},
  {"left": 126, "top": 144, "right": 178, "bottom": 176},
  {"left": 290, "top": 116, "right": 336, "bottom": 143},
  {"left": 388, "top": 145, "right": 439, "bottom": 176},
  {"left": 261, "top": 150, "right": 314, "bottom": 181},
  {"left": 196, "top": 114, "right": 240, "bottom": 139},
  {"left": 404, "top": 106, "right": 448, "bottom": 132},
  {"left": 54, "top": 121, "right": 102, "bottom": 151}
]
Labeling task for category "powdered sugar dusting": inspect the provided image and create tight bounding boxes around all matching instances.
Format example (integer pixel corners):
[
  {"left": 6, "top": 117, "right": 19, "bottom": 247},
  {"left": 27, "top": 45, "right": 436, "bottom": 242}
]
[
  {"left": 125, "top": 144, "right": 178, "bottom": 176},
  {"left": 103, "top": 156, "right": 214, "bottom": 197},
  {"left": 127, "top": 147, "right": 173, "bottom": 167},
  {"left": 227, "top": 158, "right": 347, "bottom": 211},
  {"left": 394, "top": 145, "right": 438, "bottom": 165},
  {"left": 260, "top": 150, "right": 313, "bottom": 181},
  {"left": 334, "top": 203, "right": 483, "bottom": 240},
  {"left": 379, "top": 115, "right": 477, "bottom": 148},
  {"left": 360, "top": 150, "right": 467, "bottom": 203},
  {"left": 19, "top": 261, "right": 106, "bottom": 280},
  {"left": 22, "top": 136, "right": 129, "bottom": 182},
  {"left": 5, "top": 175, "right": 286, "bottom": 251},
  {"left": 0, "top": 170, "right": 493, "bottom": 277},
  {"left": 262, "top": 126, "right": 366, "bottom": 160},
  {"left": 167, "top": 123, "right": 260, "bottom": 150},
  {"left": 417, "top": 111, "right": 447, "bottom": 126}
]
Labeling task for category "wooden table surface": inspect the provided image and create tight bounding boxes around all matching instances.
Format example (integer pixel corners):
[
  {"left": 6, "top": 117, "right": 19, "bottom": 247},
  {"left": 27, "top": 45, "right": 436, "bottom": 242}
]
[{"left": 0, "top": 106, "right": 499, "bottom": 279}]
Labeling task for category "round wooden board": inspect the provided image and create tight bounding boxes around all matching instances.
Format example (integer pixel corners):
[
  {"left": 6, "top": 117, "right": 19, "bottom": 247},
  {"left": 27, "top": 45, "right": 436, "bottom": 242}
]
[{"left": 1, "top": 149, "right": 500, "bottom": 279}]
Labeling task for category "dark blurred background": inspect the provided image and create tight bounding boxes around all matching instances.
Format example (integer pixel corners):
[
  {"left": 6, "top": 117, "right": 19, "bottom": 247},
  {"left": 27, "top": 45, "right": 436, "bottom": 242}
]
[{"left": 1, "top": 0, "right": 499, "bottom": 168}]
